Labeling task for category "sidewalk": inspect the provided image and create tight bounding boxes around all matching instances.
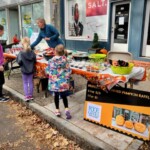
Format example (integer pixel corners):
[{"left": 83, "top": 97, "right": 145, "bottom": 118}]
[{"left": 4, "top": 70, "right": 148, "bottom": 150}]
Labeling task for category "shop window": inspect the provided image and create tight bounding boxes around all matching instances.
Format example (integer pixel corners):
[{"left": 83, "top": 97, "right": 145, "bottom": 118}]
[
  {"left": 0, "top": 10, "right": 7, "bottom": 40},
  {"left": 21, "top": 2, "right": 44, "bottom": 37},
  {"left": 65, "top": 0, "right": 109, "bottom": 41}
]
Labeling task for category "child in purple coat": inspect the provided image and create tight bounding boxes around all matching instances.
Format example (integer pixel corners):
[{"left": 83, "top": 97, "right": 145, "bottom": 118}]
[{"left": 0, "top": 24, "right": 9, "bottom": 102}]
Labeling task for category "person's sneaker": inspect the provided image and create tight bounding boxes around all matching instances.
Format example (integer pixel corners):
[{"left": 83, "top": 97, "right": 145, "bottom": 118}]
[
  {"left": 0, "top": 96, "right": 9, "bottom": 102},
  {"left": 65, "top": 110, "right": 72, "bottom": 119},
  {"left": 28, "top": 96, "right": 34, "bottom": 100},
  {"left": 24, "top": 96, "right": 30, "bottom": 102},
  {"left": 54, "top": 111, "right": 61, "bottom": 117}
]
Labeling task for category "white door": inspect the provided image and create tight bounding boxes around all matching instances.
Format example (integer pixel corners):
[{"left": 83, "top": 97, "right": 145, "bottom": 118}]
[
  {"left": 111, "top": 2, "right": 130, "bottom": 52},
  {"left": 142, "top": 0, "right": 150, "bottom": 57}
]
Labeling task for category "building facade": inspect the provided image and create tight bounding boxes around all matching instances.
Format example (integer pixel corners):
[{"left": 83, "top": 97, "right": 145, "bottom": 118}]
[
  {"left": 0, "top": 0, "right": 150, "bottom": 61},
  {"left": 0, "top": 0, "right": 60, "bottom": 43},
  {"left": 61, "top": 0, "right": 150, "bottom": 61}
]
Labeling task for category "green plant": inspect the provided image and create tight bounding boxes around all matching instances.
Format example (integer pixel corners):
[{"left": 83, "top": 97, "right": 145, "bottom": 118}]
[{"left": 92, "top": 33, "right": 100, "bottom": 48}]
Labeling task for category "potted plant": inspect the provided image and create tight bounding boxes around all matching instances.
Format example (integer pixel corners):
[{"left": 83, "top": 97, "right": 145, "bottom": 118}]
[{"left": 92, "top": 33, "right": 100, "bottom": 49}]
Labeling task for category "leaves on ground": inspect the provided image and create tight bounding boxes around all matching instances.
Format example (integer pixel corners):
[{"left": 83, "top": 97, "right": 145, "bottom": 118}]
[{"left": 0, "top": 100, "right": 82, "bottom": 150}]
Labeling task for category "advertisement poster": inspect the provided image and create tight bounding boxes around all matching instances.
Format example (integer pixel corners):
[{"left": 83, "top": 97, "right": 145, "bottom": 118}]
[
  {"left": 112, "top": 107, "right": 150, "bottom": 138},
  {"left": 66, "top": 0, "right": 108, "bottom": 40},
  {"left": 84, "top": 82, "right": 150, "bottom": 140},
  {"left": 23, "top": 14, "right": 31, "bottom": 25}
]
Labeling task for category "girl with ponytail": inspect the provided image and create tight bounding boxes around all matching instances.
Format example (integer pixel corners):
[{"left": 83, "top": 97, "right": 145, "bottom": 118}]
[{"left": 16, "top": 37, "right": 36, "bottom": 101}]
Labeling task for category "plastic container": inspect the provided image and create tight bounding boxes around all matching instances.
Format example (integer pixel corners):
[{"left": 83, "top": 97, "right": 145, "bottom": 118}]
[
  {"left": 43, "top": 53, "right": 54, "bottom": 61},
  {"left": 88, "top": 54, "right": 106, "bottom": 62},
  {"left": 111, "top": 63, "right": 134, "bottom": 75}
]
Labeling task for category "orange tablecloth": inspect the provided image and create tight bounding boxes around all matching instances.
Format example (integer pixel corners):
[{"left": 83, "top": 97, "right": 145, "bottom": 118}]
[
  {"left": 3, "top": 53, "right": 16, "bottom": 63},
  {"left": 3, "top": 53, "right": 146, "bottom": 90}
]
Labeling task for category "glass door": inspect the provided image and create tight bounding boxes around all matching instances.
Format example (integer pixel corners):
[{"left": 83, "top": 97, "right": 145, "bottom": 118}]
[{"left": 111, "top": 2, "right": 130, "bottom": 51}]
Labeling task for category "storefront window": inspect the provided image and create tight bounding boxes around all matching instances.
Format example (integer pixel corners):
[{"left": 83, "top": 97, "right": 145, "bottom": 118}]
[
  {"left": 33, "top": 2, "right": 44, "bottom": 32},
  {"left": 65, "top": 0, "right": 109, "bottom": 41},
  {"left": 0, "top": 10, "right": 7, "bottom": 40},
  {"left": 21, "top": 2, "right": 44, "bottom": 37}
]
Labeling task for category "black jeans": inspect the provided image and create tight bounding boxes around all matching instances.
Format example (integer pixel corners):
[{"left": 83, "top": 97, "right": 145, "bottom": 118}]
[
  {"left": 54, "top": 92, "right": 68, "bottom": 109},
  {"left": 0, "top": 71, "right": 5, "bottom": 97},
  {"left": 74, "top": 21, "right": 83, "bottom": 36}
]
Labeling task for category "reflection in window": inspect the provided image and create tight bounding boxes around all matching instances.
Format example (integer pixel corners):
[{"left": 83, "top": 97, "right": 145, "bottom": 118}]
[
  {"left": 21, "top": 2, "right": 43, "bottom": 37},
  {"left": 0, "top": 10, "right": 7, "bottom": 40},
  {"left": 33, "top": 3, "right": 44, "bottom": 33}
]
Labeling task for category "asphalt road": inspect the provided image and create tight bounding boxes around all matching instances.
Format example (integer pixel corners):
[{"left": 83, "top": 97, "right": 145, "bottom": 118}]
[
  {"left": 0, "top": 102, "right": 44, "bottom": 150},
  {"left": 0, "top": 101, "right": 82, "bottom": 150}
]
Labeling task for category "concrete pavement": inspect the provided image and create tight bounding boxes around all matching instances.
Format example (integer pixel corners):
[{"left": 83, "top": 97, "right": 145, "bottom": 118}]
[{"left": 2, "top": 71, "right": 147, "bottom": 150}]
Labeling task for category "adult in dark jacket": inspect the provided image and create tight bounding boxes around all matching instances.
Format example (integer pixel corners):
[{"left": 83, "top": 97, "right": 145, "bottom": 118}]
[
  {"left": 17, "top": 37, "right": 36, "bottom": 101},
  {"left": 31, "top": 18, "right": 64, "bottom": 49}
]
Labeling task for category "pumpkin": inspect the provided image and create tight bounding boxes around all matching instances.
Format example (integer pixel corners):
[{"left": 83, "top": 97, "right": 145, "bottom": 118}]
[
  {"left": 116, "top": 115, "right": 125, "bottom": 126},
  {"left": 100, "top": 48, "right": 108, "bottom": 54},
  {"left": 134, "top": 122, "right": 146, "bottom": 133},
  {"left": 124, "top": 120, "right": 133, "bottom": 129}
]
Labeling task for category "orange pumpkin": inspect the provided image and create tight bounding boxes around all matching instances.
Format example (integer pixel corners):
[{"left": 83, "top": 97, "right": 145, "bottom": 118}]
[
  {"left": 116, "top": 115, "right": 125, "bottom": 126},
  {"left": 100, "top": 48, "right": 108, "bottom": 54},
  {"left": 124, "top": 121, "right": 133, "bottom": 129},
  {"left": 134, "top": 122, "right": 146, "bottom": 133}
]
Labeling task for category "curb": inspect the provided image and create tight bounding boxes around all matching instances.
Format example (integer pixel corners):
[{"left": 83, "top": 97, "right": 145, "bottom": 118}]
[{"left": 3, "top": 85, "right": 116, "bottom": 150}]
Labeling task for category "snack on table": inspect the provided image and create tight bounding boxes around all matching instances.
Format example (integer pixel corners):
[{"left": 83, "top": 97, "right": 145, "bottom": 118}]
[
  {"left": 43, "top": 48, "right": 55, "bottom": 60},
  {"left": 78, "top": 64, "right": 83, "bottom": 69},
  {"left": 116, "top": 115, "right": 125, "bottom": 126},
  {"left": 86, "top": 65, "right": 99, "bottom": 72},
  {"left": 124, "top": 120, "right": 133, "bottom": 129},
  {"left": 134, "top": 122, "right": 146, "bottom": 133}
]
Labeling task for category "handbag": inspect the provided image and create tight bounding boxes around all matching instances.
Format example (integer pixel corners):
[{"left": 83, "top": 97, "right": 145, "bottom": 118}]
[{"left": 65, "top": 77, "right": 75, "bottom": 96}]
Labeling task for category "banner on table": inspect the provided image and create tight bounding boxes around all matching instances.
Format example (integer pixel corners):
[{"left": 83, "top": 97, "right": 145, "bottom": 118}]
[{"left": 84, "top": 82, "right": 150, "bottom": 141}]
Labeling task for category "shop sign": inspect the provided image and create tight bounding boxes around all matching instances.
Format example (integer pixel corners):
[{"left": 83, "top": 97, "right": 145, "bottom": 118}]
[
  {"left": 84, "top": 82, "right": 150, "bottom": 140},
  {"left": 86, "top": 0, "right": 108, "bottom": 17}
]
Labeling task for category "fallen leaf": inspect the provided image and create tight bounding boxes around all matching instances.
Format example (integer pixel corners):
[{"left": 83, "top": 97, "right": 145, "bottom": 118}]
[
  {"left": 53, "top": 142, "right": 59, "bottom": 147},
  {"left": 46, "top": 133, "right": 52, "bottom": 139}
]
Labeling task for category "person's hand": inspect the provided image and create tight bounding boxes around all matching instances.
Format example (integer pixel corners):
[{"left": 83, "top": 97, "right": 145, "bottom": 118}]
[
  {"left": 45, "top": 37, "right": 50, "bottom": 41},
  {"left": 0, "top": 66, "right": 4, "bottom": 72}
]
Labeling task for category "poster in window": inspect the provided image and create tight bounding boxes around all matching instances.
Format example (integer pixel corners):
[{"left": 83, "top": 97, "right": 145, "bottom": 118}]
[
  {"left": 1, "top": 18, "right": 6, "bottom": 25},
  {"left": 24, "top": 14, "right": 31, "bottom": 25},
  {"left": 66, "top": 0, "right": 108, "bottom": 40}
]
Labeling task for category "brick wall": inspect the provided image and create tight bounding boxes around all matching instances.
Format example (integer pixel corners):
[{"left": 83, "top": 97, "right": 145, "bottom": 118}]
[
  {"left": 133, "top": 60, "right": 150, "bottom": 69},
  {"left": 133, "top": 60, "right": 150, "bottom": 80}
]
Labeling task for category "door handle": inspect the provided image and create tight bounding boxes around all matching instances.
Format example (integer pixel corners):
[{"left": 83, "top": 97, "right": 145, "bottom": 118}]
[{"left": 111, "top": 27, "right": 114, "bottom": 33}]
